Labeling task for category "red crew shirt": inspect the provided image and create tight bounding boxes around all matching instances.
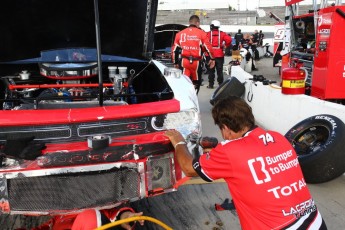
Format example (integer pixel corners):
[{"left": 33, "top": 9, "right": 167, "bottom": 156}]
[
  {"left": 171, "top": 26, "right": 214, "bottom": 81},
  {"left": 193, "top": 127, "right": 319, "bottom": 229},
  {"left": 206, "top": 29, "right": 232, "bottom": 58}
]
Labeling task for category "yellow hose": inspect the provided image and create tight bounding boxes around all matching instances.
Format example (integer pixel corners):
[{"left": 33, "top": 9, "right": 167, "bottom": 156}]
[{"left": 95, "top": 215, "right": 173, "bottom": 230}]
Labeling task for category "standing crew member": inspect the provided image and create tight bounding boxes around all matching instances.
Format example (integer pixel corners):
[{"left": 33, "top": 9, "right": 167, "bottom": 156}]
[
  {"left": 258, "top": 30, "right": 264, "bottom": 46},
  {"left": 171, "top": 15, "right": 215, "bottom": 93},
  {"left": 241, "top": 34, "right": 258, "bottom": 71},
  {"left": 206, "top": 20, "right": 232, "bottom": 88},
  {"left": 164, "top": 96, "right": 327, "bottom": 230},
  {"left": 234, "top": 29, "right": 243, "bottom": 47},
  {"left": 251, "top": 30, "right": 260, "bottom": 60}
]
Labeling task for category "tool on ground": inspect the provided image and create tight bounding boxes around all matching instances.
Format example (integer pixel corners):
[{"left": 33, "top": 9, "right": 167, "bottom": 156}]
[{"left": 215, "top": 198, "right": 236, "bottom": 211}]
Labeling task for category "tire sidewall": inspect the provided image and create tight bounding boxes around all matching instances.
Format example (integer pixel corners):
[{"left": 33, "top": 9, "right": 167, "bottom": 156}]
[
  {"left": 210, "top": 77, "right": 245, "bottom": 105},
  {"left": 285, "top": 115, "right": 342, "bottom": 162},
  {"left": 285, "top": 114, "right": 345, "bottom": 183}
]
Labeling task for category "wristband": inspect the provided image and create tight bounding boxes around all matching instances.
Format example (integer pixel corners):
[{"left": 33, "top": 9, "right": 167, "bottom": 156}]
[{"left": 174, "top": 141, "right": 187, "bottom": 148}]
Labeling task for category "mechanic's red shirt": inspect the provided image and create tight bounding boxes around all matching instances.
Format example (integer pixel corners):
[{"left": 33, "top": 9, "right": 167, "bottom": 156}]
[
  {"left": 193, "top": 127, "right": 319, "bottom": 229},
  {"left": 171, "top": 25, "right": 214, "bottom": 64},
  {"left": 206, "top": 29, "right": 232, "bottom": 58}
]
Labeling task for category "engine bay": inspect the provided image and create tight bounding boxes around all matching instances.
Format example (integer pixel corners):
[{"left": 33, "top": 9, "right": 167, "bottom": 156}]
[{"left": 0, "top": 49, "right": 174, "bottom": 110}]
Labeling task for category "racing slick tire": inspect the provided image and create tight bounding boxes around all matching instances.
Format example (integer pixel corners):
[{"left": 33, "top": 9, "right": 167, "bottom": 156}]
[
  {"left": 210, "top": 77, "right": 245, "bottom": 105},
  {"left": 284, "top": 114, "right": 345, "bottom": 184}
]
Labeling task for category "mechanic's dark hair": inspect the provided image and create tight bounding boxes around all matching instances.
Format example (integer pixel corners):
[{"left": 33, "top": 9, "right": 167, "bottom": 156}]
[
  {"left": 212, "top": 96, "right": 255, "bottom": 132},
  {"left": 189, "top": 15, "right": 200, "bottom": 24}
]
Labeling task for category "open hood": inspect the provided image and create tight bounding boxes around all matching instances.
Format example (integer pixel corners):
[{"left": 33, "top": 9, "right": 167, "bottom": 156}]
[
  {"left": 154, "top": 24, "right": 187, "bottom": 50},
  {"left": 0, "top": 0, "right": 158, "bottom": 62}
]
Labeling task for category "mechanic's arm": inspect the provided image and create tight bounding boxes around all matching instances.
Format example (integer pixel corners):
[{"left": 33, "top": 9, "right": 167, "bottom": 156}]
[{"left": 164, "top": 130, "right": 198, "bottom": 177}]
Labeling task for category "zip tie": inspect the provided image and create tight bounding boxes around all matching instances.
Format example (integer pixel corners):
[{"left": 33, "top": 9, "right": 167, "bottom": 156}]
[{"left": 175, "top": 141, "right": 187, "bottom": 148}]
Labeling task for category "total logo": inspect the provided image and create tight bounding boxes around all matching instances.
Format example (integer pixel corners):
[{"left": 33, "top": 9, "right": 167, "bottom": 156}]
[{"left": 268, "top": 178, "right": 307, "bottom": 199}]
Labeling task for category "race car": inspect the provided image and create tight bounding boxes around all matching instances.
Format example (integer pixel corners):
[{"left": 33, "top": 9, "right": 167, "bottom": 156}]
[{"left": 0, "top": 0, "right": 201, "bottom": 216}]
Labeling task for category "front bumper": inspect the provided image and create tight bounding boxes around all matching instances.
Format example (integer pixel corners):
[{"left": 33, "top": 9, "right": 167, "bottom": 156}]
[{"left": 0, "top": 152, "right": 176, "bottom": 215}]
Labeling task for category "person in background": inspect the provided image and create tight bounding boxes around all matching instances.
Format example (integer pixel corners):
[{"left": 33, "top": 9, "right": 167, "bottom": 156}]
[
  {"left": 251, "top": 30, "right": 260, "bottom": 61},
  {"left": 258, "top": 30, "right": 264, "bottom": 47},
  {"left": 241, "top": 34, "right": 258, "bottom": 71},
  {"left": 205, "top": 20, "right": 232, "bottom": 89},
  {"left": 224, "top": 32, "right": 233, "bottom": 56},
  {"left": 164, "top": 96, "right": 327, "bottom": 230},
  {"left": 171, "top": 15, "right": 215, "bottom": 94},
  {"left": 234, "top": 29, "right": 243, "bottom": 47}
]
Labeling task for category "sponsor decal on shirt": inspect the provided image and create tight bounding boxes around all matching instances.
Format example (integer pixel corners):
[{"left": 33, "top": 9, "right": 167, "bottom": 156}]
[
  {"left": 265, "top": 149, "right": 300, "bottom": 175},
  {"left": 181, "top": 46, "right": 199, "bottom": 50},
  {"left": 248, "top": 144, "right": 299, "bottom": 185},
  {"left": 267, "top": 177, "right": 307, "bottom": 199},
  {"left": 282, "top": 198, "right": 317, "bottom": 218}
]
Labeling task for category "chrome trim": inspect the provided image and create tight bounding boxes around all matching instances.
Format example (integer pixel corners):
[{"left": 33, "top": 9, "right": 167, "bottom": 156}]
[{"left": 77, "top": 121, "right": 147, "bottom": 137}]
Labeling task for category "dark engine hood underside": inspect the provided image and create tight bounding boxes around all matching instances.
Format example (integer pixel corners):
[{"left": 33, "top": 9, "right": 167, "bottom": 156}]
[
  {"left": 0, "top": 0, "right": 158, "bottom": 62},
  {"left": 154, "top": 24, "right": 187, "bottom": 50}
]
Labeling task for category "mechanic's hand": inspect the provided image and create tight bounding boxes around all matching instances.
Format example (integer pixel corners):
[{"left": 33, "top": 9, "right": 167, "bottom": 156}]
[
  {"left": 208, "top": 59, "right": 215, "bottom": 69},
  {"left": 120, "top": 211, "right": 144, "bottom": 230},
  {"left": 164, "top": 129, "right": 185, "bottom": 148}
]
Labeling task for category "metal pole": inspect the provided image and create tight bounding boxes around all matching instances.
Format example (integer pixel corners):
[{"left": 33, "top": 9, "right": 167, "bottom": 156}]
[
  {"left": 237, "top": 0, "right": 240, "bottom": 24},
  {"left": 93, "top": 0, "right": 103, "bottom": 106}
]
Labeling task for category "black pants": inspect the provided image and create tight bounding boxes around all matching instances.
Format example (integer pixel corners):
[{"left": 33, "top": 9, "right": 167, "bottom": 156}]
[
  {"left": 193, "top": 60, "right": 204, "bottom": 95},
  {"left": 206, "top": 56, "right": 224, "bottom": 87},
  {"left": 265, "top": 46, "right": 273, "bottom": 56},
  {"left": 251, "top": 45, "right": 260, "bottom": 60},
  {"left": 245, "top": 51, "right": 256, "bottom": 70}
]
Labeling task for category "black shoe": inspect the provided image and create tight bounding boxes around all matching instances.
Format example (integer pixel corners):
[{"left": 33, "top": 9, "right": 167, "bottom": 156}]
[
  {"left": 252, "top": 68, "right": 258, "bottom": 71},
  {"left": 207, "top": 85, "right": 214, "bottom": 89}
]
